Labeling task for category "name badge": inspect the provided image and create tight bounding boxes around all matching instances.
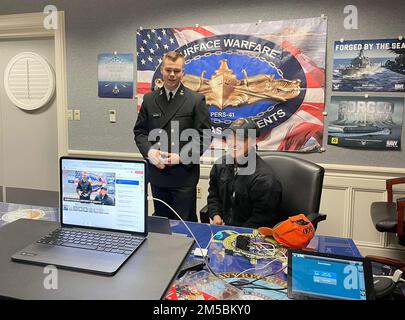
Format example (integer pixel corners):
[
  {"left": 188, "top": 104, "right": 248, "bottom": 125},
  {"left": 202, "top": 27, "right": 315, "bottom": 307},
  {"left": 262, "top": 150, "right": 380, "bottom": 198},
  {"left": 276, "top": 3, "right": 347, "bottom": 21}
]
[{"left": 152, "top": 113, "right": 162, "bottom": 118}]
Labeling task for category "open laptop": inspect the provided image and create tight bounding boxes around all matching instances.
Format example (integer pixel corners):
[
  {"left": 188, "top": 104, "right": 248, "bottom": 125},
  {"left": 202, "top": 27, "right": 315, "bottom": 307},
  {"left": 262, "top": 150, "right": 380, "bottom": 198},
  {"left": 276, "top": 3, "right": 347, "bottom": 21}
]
[
  {"left": 287, "top": 249, "right": 375, "bottom": 300},
  {"left": 12, "top": 157, "right": 148, "bottom": 276}
]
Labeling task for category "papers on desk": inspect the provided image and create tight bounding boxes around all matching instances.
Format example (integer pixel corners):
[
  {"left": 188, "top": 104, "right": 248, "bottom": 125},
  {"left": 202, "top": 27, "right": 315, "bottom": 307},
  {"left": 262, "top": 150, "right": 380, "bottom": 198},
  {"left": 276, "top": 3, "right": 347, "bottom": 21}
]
[
  {"left": 0, "top": 202, "right": 58, "bottom": 227},
  {"left": 166, "top": 270, "right": 242, "bottom": 300}
]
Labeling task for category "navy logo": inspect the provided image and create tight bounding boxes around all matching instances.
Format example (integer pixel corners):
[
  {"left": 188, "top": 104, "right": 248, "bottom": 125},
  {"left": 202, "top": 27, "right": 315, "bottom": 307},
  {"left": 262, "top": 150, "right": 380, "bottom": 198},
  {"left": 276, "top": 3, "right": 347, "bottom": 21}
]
[{"left": 152, "top": 34, "right": 306, "bottom": 139}]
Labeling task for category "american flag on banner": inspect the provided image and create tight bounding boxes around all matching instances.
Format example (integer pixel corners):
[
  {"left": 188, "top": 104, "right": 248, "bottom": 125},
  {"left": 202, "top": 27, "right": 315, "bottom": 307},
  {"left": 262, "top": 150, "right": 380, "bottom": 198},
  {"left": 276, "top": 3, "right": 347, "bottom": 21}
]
[
  {"left": 136, "top": 17, "right": 327, "bottom": 152},
  {"left": 137, "top": 28, "right": 177, "bottom": 105},
  {"left": 136, "top": 26, "right": 214, "bottom": 109}
]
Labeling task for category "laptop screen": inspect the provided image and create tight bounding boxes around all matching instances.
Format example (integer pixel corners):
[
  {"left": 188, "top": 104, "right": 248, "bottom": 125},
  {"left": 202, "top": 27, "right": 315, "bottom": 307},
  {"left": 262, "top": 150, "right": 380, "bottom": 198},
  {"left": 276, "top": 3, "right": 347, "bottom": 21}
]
[
  {"left": 288, "top": 250, "right": 374, "bottom": 300},
  {"left": 60, "top": 157, "right": 147, "bottom": 234}
]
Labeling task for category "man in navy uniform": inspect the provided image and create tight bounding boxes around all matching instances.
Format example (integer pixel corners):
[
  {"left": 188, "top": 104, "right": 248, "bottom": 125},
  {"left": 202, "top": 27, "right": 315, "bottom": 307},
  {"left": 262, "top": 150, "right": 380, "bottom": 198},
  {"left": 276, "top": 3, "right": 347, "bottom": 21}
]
[
  {"left": 134, "top": 51, "right": 211, "bottom": 221},
  {"left": 76, "top": 171, "right": 92, "bottom": 201}
]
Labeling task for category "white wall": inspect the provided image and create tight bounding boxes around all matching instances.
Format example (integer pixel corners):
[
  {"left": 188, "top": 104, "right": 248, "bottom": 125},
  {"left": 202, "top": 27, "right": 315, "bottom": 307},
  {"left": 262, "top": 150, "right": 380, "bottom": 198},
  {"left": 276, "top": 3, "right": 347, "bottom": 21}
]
[{"left": 1, "top": 0, "right": 404, "bottom": 168}]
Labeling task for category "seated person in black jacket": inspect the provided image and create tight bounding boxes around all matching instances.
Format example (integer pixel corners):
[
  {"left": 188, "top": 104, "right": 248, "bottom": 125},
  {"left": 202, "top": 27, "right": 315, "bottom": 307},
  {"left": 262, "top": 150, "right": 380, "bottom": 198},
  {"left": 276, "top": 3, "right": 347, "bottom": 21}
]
[
  {"left": 94, "top": 186, "right": 115, "bottom": 206},
  {"left": 207, "top": 118, "right": 282, "bottom": 228}
]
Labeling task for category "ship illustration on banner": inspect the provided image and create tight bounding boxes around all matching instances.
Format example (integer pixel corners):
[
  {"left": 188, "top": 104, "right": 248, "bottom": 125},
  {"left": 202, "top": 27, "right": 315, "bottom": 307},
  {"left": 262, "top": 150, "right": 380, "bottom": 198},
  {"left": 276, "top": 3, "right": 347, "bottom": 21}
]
[{"left": 154, "top": 59, "right": 301, "bottom": 109}]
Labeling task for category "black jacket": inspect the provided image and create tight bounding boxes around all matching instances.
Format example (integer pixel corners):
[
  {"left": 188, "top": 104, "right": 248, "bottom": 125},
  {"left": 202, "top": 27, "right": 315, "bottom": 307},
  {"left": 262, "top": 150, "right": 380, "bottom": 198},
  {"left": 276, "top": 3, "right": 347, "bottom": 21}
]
[
  {"left": 133, "top": 84, "right": 211, "bottom": 188},
  {"left": 207, "top": 154, "right": 282, "bottom": 228}
]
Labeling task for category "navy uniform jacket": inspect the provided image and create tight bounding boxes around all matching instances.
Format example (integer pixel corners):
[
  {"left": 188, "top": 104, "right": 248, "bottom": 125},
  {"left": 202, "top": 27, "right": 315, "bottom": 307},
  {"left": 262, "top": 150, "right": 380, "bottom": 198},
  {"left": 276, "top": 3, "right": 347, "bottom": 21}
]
[
  {"left": 76, "top": 180, "right": 92, "bottom": 200},
  {"left": 133, "top": 83, "right": 211, "bottom": 188}
]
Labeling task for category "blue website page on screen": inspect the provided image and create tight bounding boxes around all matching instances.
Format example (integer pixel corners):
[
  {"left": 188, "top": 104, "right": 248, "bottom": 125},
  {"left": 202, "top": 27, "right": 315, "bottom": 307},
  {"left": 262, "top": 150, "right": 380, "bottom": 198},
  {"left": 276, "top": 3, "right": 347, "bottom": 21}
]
[
  {"left": 291, "top": 252, "right": 367, "bottom": 300},
  {"left": 61, "top": 159, "right": 145, "bottom": 233}
]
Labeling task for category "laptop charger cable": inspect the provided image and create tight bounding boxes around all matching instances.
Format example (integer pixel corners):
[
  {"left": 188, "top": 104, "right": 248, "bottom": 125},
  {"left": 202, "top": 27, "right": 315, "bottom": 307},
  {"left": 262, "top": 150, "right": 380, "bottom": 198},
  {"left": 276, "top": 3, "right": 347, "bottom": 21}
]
[{"left": 148, "top": 196, "right": 222, "bottom": 281}]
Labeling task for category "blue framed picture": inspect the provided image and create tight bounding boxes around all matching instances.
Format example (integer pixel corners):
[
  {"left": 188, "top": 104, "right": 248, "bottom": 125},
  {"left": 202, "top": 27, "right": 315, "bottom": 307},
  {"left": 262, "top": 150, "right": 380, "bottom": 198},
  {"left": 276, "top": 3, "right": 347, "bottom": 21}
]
[{"left": 98, "top": 53, "right": 133, "bottom": 98}]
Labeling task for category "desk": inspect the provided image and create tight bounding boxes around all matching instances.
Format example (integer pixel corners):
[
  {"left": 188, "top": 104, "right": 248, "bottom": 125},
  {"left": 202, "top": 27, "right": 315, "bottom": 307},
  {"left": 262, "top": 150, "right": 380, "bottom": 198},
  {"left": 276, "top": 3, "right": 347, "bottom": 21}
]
[
  {"left": 0, "top": 203, "right": 194, "bottom": 300},
  {"left": 0, "top": 202, "right": 362, "bottom": 300},
  {"left": 167, "top": 220, "right": 362, "bottom": 300},
  {"left": 170, "top": 220, "right": 362, "bottom": 257},
  {"left": 0, "top": 202, "right": 361, "bottom": 257}
]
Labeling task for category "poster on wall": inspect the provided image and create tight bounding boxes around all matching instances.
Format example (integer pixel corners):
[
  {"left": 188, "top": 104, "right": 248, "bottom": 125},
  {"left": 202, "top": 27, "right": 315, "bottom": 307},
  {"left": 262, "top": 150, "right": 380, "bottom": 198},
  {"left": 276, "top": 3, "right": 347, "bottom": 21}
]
[
  {"left": 98, "top": 53, "right": 134, "bottom": 98},
  {"left": 136, "top": 17, "right": 327, "bottom": 152},
  {"left": 327, "top": 96, "right": 403, "bottom": 150},
  {"left": 333, "top": 38, "right": 405, "bottom": 92}
]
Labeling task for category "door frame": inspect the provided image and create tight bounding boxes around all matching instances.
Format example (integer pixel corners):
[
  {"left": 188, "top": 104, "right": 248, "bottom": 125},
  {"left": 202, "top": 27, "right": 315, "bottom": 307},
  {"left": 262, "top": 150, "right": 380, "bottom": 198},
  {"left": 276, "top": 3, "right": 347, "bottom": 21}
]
[{"left": 0, "top": 11, "right": 68, "bottom": 157}]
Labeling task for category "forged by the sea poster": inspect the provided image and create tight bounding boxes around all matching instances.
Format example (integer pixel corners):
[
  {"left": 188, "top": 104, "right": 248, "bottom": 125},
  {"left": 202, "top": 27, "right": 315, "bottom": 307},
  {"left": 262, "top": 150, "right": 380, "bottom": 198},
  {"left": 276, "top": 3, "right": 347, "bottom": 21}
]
[
  {"left": 327, "top": 96, "right": 404, "bottom": 150},
  {"left": 98, "top": 53, "right": 134, "bottom": 98},
  {"left": 333, "top": 38, "right": 405, "bottom": 92}
]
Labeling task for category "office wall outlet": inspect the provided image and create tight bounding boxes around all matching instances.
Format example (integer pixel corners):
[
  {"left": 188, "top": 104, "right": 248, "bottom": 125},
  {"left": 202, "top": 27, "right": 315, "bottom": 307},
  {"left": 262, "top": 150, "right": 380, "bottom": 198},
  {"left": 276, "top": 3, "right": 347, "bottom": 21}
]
[
  {"left": 73, "top": 109, "right": 80, "bottom": 121},
  {"left": 109, "top": 110, "right": 116, "bottom": 123}
]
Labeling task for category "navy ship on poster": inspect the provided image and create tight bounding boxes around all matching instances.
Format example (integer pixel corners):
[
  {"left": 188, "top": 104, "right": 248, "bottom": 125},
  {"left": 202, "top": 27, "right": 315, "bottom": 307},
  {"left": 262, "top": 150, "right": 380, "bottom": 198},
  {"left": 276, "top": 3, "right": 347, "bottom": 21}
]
[
  {"left": 328, "top": 112, "right": 393, "bottom": 136},
  {"left": 338, "top": 48, "right": 381, "bottom": 78},
  {"left": 384, "top": 49, "right": 405, "bottom": 75},
  {"left": 328, "top": 124, "right": 391, "bottom": 137}
]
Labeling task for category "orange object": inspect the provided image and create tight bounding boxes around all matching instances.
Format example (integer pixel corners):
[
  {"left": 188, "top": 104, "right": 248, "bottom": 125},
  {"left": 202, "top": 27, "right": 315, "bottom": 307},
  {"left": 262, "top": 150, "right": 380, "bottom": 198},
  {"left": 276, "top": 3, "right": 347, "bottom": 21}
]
[{"left": 258, "top": 214, "right": 315, "bottom": 249}]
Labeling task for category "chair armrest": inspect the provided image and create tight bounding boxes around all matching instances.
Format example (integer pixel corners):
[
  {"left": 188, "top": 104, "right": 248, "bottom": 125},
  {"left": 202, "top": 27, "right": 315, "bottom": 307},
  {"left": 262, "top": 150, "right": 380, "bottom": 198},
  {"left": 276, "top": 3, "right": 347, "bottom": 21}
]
[
  {"left": 306, "top": 212, "right": 327, "bottom": 230},
  {"left": 366, "top": 255, "right": 405, "bottom": 270},
  {"left": 397, "top": 197, "right": 405, "bottom": 238},
  {"left": 199, "top": 205, "right": 210, "bottom": 223},
  {"left": 386, "top": 177, "right": 405, "bottom": 202}
]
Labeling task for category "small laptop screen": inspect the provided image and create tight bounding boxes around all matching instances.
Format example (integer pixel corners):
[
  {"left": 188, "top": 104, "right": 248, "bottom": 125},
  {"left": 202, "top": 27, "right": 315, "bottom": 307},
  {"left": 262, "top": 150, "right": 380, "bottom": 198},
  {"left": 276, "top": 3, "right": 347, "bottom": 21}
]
[
  {"left": 60, "top": 158, "right": 146, "bottom": 233},
  {"left": 289, "top": 251, "right": 370, "bottom": 300}
]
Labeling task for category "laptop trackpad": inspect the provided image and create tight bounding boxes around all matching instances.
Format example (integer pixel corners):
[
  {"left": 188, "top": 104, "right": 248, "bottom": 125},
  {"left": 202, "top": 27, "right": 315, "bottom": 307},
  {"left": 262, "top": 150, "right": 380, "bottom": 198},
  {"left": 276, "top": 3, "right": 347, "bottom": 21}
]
[{"left": 12, "top": 243, "right": 127, "bottom": 276}]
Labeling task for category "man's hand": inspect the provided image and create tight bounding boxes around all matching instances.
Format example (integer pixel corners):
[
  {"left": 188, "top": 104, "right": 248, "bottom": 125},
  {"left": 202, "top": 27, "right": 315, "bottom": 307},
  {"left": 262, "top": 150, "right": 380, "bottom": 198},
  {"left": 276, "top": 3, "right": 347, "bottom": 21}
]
[
  {"left": 147, "top": 149, "right": 165, "bottom": 169},
  {"left": 211, "top": 214, "right": 224, "bottom": 225},
  {"left": 163, "top": 152, "right": 181, "bottom": 165}
]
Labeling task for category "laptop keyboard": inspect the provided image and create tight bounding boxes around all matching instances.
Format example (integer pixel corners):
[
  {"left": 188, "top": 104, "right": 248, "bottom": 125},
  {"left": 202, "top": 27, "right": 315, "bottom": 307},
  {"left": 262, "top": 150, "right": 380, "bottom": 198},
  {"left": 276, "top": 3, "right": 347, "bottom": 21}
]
[{"left": 36, "top": 228, "right": 144, "bottom": 256}]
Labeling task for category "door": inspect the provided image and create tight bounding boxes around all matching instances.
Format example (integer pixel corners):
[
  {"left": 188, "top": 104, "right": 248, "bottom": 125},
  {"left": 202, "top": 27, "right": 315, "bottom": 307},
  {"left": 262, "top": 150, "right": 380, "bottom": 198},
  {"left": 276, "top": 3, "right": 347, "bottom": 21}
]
[{"left": 0, "top": 37, "right": 59, "bottom": 206}]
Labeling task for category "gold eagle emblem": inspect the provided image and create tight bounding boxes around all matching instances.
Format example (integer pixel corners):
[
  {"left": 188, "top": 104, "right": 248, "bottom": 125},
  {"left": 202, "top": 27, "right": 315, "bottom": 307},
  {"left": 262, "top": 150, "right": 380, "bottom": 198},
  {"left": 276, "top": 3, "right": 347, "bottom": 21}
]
[{"left": 154, "top": 59, "right": 301, "bottom": 109}]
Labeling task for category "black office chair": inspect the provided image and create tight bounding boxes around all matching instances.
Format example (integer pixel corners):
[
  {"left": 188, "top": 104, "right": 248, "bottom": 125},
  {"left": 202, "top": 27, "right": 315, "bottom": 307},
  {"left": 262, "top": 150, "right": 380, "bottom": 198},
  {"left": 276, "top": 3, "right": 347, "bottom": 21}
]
[
  {"left": 367, "top": 177, "right": 405, "bottom": 270},
  {"left": 260, "top": 154, "right": 326, "bottom": 229},
  {"left": 200, "top": 153, "right": 326, "bottom": 229}
]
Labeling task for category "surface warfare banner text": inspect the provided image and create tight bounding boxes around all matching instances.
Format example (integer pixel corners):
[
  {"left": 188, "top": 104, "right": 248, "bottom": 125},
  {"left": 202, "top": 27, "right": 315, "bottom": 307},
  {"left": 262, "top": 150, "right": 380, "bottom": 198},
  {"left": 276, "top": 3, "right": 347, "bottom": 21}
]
[{"left": 137, "top": 17, "right": 327, "bottom": 152}]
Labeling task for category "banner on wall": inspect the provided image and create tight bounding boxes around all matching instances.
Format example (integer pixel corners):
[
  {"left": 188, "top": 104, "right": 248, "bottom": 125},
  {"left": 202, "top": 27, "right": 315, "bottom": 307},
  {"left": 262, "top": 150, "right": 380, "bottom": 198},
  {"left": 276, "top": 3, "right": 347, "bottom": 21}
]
[
  {"left": 327, "top": 96, "right": 404, "bottom": 150},
  {"left": 136, "top": 17, "right": 327, "bottom": 152},
  {"left": 98, "top": 53, "right": 134, "bottom": 98},
  {"left": 333, "top": 38, "right": 405, "bottom": 92}
]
